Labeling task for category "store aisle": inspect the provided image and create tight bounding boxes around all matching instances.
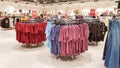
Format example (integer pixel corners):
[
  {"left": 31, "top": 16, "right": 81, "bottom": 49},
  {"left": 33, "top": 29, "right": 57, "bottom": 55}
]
[{"left": 0, "top": 30, "right": 106, "bottom": 68}]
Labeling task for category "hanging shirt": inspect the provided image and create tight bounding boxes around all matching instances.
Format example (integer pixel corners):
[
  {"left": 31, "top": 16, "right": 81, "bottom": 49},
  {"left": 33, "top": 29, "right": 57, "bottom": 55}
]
[
  {"left": 9, "top": 18, "right": 14, "bottom": 27},
  {"left": 45, "top": 22, "right": 54, "bottom": 48}
]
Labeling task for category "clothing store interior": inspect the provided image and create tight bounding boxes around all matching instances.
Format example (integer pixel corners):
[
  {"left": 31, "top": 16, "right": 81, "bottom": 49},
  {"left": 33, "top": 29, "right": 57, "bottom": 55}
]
[{"left": 0, "top": 0, "right": 119, "bottom": 68}]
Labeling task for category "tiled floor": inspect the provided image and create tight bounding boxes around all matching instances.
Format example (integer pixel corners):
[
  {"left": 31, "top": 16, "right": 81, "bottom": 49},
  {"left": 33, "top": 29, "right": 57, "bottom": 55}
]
[{"left": 0, "top": 29, "right": 106, "bottom": 68}]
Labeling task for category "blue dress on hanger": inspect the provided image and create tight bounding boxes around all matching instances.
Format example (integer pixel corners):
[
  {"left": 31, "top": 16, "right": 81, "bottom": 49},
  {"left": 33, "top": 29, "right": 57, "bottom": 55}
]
[{"left": 104, "top": 19, "right": 120, "bottom": 68}]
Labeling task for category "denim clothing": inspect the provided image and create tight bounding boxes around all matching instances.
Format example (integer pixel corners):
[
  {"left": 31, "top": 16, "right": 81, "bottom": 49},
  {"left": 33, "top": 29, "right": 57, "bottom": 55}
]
[
  {"left": 45, "top": 22, "right": 54, "bottom": 48},
  {"left": 55, "top": 25, "right": 61, "bottom": 54},
  {"left": 50, "top": 25, "right": 61, "bottom": 55},
  {"left": 104, "top": 19, "right": 120, "bottom": 68}
]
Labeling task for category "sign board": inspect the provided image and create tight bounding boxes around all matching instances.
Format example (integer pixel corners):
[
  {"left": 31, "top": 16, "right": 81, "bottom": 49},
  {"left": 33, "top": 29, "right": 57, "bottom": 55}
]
[{"left": 32, "top": 10, "right": 37, "bottom": 18}]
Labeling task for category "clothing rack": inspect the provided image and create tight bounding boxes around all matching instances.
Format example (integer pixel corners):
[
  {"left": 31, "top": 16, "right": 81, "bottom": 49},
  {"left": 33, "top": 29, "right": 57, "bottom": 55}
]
[
  {"left": 1, "top": 17, "right": 10, "bottom": 30},
  {"left": 53, "top": 19, "right": 84, "bottom": 25},
  {"left": 82, "top": 18, "right": 107, "bottom": 45},
  {"left": 52, "top": 18, "right": 107, "bottom": 46},
  {"left": 52, "top": 19, "right": 79, "bottom": 59},
  {"left": 45, "top": 20, "right": 89, "bottom": 60},
  {"left": 23, "top": 19, "right": 44, "bottom": 47},
  {"left": 15, "top": 21, "right": 47, "bottom": 48},
  {"left": 22, "top": 42, "right": 44, "bottom": 48},
  {"left": 21, "top": 19, "right": 44, "bottom": 24}
]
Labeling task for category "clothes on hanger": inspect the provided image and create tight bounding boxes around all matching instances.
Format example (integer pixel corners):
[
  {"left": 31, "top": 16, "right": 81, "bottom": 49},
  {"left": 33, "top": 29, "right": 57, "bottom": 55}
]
[
  {"left": 15, "top": 22, "right": 47, "bottom": 44},
  {"left": 103, "top": 18, "right": 120, "bottom": 68},
  {"left": 1, "top": 17, "right": 10, "bottom": 28},
  {"left": 81, "top": 19, "right": 107, "bottom": 42},
  {"left": 9, "top": 18, "right": 14, "bottom": 28},
  {"left": 46, "top": 18, "right": 107, "bottom": 48},
  {"left": 45, "top": 20, "right": 89, "bottom": 57},
  {"left": 45, "top": 22, "right": 54, "bottom": 48}
]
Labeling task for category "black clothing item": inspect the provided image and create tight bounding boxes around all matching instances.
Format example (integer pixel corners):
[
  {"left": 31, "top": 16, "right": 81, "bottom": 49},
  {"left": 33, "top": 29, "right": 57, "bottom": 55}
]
[
  {"left": 88, "top": 23, "right": 100, "bottom": 42},
  {"left": 118, "top": 3, "right": 120, "bottom": 8},
  {"left": 16, "top": 18, "right": 20, "bottom": 22},
  {"left": 12, "top": 16, "right": 15, "bottom": 26},
  {"left": 76, "top": 15, "right": 83, "bottom": 19},
  {"left": 83, "top": 19, "right": 107, "bottom": 42},
  {"left": 99, "top": 22, "right": 107, "bottom": 41},
  {"left": 1, "top": 18, "right": 10, "bottom": 28},
  {"left": 103, "top": 34, "right": 108, "bottom": 60}
]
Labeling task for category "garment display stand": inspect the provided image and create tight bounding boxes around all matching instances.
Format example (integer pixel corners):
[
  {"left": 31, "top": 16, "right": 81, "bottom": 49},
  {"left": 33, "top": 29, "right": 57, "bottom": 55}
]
[
  {"left": 46, "top": 19, "right": 90, "bottom": 60},
  {"left": 15, "top": 19, "right": 47, "bottom": 48}
]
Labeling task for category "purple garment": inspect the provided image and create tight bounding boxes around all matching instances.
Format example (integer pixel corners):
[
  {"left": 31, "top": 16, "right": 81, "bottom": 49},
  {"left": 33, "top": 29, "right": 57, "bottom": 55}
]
[
  {"left": 50, "top": 25, "right": 61, "bottom": 55},
  {"left": 51, "top": 24, "right": 89, "bottom": 57},
  {"left": 55, "top": 25, "right": 61, "bottom": 54},
  {"left": 50, "top": 26, "right": 57, "bottom": 55}
]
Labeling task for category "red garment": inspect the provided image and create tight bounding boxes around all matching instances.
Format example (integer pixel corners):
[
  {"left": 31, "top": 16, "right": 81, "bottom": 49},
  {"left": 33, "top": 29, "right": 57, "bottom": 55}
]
[
  {"left": 58, "top": 24, "right": 89, "bottom": 57},
  {"left": 15, "top": 22, "right": 47, "bottom": 44}
]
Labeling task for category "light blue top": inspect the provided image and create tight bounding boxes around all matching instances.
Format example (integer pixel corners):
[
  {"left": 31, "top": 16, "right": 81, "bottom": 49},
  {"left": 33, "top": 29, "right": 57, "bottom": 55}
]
[{"left": 45, "top": 22, "right": 54, "bottom": 48}]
